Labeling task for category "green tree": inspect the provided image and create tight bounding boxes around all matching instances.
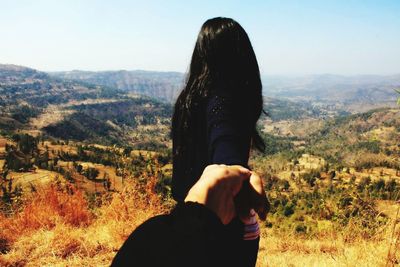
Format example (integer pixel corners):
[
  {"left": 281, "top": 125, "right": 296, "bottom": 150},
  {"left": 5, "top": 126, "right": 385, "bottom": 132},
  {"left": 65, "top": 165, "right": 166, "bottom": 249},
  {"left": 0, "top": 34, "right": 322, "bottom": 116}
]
[
  {"left": 84, "top": 167, "right": 99, "bottom": 180},
  {"left": 10, "top": 134, "right": 37, "bottom": 155},
  {"left": 123, "top": 146, "right": 133, "bottom": 157}
]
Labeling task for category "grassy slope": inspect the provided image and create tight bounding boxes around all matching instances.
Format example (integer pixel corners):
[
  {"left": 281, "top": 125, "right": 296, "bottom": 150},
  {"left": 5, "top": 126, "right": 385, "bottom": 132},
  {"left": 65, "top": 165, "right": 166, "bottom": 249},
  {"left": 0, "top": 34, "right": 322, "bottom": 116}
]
[{"left": 0, "top": 178, "right": 398, "bottom": 267}]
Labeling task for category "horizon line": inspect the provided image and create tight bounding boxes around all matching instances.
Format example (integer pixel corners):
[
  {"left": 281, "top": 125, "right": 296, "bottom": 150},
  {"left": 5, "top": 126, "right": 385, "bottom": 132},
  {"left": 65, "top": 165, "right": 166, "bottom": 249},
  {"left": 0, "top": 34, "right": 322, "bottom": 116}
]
[{"left": 1, "top": 62, "right": 399, "bottom": 77}]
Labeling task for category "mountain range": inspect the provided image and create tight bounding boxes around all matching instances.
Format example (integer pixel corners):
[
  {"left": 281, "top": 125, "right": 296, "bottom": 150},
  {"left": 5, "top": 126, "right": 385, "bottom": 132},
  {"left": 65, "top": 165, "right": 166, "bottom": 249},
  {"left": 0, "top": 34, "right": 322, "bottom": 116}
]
[
  {"left": 1, "top": 63, "right": 399, "bottom": 146},
  {"left": 51, "top": 69, "right": 184, "bottom": 102},
  {"left": 51, "top": 69, "right": 400, "bottom": 110},
  {"left": 0, "top": 64, "right": 172, "bottom": 146},
  {"left": 264, "top": 74, "right": 400, "bottom": 109}
]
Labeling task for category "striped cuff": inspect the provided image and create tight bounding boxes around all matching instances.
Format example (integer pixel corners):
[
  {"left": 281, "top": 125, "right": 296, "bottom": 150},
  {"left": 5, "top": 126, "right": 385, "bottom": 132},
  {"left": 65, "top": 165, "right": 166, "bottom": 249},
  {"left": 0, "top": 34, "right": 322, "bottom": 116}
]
[{"left": 242, "top": 209, "right": 260, "bottom": 240}]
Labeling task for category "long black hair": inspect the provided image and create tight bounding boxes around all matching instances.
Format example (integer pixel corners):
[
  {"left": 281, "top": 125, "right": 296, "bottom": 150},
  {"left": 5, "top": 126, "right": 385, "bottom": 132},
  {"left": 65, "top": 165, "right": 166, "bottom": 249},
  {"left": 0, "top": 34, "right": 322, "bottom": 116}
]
[{"left": 172, "top": 17, "right": 265, "bottom": 175}]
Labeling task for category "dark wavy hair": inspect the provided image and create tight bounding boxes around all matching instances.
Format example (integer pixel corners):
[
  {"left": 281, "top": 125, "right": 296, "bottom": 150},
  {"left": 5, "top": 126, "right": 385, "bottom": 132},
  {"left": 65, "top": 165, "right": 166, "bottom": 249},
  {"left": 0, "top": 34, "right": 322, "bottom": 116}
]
[{"left": 172, "top": 17, "right": 265, "bottom": 168}]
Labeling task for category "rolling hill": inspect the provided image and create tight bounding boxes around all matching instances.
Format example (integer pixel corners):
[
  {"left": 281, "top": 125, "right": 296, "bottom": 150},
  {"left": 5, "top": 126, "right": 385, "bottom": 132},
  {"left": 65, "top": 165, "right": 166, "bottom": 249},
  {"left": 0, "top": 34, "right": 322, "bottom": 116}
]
[
  {"left": 50, "top": 70, "right": 184, "bottom": 102},
  {"left": 264, "top": 74, "right": 400, "bottom": 112},
  {"left": 51, "top": 69, "right": 400, "bottom": 115},
  {"left": 0, "top": 64, "right": 172, "bottom": 146}
]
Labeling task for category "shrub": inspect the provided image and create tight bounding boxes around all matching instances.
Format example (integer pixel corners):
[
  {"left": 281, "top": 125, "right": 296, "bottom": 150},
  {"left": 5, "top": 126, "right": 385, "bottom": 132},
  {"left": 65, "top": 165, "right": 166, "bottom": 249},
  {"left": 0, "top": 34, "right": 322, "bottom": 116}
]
[
  {"left": 357, "top": 176, "right": 371, "bottom": 192},
  {"left": 283, "top": 203, "right": 295, "bottom": 217},
  {"left": 295, "top": 224, "right": 307, "bottom": 234}
]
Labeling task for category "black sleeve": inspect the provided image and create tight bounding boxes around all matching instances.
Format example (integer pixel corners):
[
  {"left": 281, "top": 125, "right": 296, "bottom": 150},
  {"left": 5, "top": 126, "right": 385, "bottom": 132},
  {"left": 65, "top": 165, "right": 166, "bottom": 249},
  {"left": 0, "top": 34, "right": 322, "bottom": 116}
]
[
  {"left": 110, "top": 202, "right": 229, "bottom": 267},
  {"left": 206, "top": 92, "right": 252, "bottom": 167}
]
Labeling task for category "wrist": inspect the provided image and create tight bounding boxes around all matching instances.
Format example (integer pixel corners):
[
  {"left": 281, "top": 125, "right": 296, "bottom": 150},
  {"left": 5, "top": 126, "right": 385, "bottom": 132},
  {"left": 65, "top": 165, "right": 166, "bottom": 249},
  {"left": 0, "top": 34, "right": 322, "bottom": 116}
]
[{"left": 184, "top": 180, "right": 211, "bottom": 205}]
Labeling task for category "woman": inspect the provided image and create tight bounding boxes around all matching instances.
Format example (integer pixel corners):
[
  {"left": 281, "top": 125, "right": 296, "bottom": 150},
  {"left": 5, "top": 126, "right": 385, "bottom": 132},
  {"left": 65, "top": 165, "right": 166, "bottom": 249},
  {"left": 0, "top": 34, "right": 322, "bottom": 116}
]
[{"left": 172, "top": 17, "right": 266, "bottom": 266}]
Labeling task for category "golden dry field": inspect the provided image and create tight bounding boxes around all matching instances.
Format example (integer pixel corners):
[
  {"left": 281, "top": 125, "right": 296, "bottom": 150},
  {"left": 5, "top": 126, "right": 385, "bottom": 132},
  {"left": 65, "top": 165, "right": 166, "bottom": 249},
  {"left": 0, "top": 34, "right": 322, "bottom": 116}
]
[{"left": 0, "top": 178, "right": 398, "bottom": 267}]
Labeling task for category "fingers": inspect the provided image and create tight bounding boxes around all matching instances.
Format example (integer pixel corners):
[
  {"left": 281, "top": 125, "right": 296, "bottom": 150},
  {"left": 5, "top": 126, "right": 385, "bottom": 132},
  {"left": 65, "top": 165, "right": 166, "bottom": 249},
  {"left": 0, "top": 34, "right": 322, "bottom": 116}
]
[
  {"left": 234, "top": 180, "right": 252, "bottom": 219},
  {"left": 194, "top": 164, "right": 269, "bottom": 224},
  {"left": 222, "top": 166, "right": 251, "bottom": 196},
  {"left": 201, "top": 165, "right": 251, "bottom": 195},
  {"left": 188, "top": 164, "right": 251, "bottom": 225},
  {"left": 249, "top": 172, "right": 269, "bottom": 220},
  {"left": 229, "top": 165, "right": 252, "bottom": 175},
  {"left": 203, "top": 164, "right": 251, "bottom": 178},
  {"left": 234, "top": 171, "right": 270, "bottom": 222},
  {"left": 225, "top": 165, "right": 251, "bottom": 183},
  {"left": 249, "top": 172, "right": 263, "bottom": 194},
  {"left": 252, "top": 191, "right": 269, "bottom": 221}
]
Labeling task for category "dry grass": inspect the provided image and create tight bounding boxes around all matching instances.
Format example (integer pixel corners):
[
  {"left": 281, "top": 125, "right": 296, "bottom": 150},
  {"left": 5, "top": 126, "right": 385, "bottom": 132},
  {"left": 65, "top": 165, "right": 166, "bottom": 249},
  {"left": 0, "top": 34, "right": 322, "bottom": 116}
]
[
  {"left": 0, "top": 174, "right": 398, "bottom": 267},
  {"left": 0, "top": 176, "right": 164, "bottom": 267},
  {"left": 257, "top": 224, "right": 399, "bottom": 267}
]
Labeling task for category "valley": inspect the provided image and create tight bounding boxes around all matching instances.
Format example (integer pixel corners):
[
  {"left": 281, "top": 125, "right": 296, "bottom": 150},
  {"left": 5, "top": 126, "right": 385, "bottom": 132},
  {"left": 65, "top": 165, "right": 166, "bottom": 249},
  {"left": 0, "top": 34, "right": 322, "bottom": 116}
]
[{"left": 0, "top": 64, "right": 399, "bottom": 266}]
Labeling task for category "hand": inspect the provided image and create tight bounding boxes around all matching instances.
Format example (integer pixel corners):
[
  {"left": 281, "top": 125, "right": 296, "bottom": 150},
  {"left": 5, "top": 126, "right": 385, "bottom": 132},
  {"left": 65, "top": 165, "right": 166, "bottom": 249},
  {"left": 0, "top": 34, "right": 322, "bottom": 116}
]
[
  {"left": 184, "top": 164, "right": 251, "bottom": 224},
  {"left": 234, "top": 171, "right": 270, "bottom": 222}
]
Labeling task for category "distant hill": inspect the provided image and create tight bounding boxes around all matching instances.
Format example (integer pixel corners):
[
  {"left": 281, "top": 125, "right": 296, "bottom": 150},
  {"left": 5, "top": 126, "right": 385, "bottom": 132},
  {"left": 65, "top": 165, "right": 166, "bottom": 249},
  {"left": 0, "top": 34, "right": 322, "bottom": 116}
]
[
  {"left": 51, "top": 70, "right": 399, "bottom": 112},
  {"left": 259, "top": 106, "right": 400, "bottom": 169},
  {"left": 0, "top": 64, "right": 48, "bottom": 82},
  {"left": 50, "top": 70, "right": 185, "bottom": 102},
  {"left": 263, "top": 74, "right": 400, "bottom": 112},
  {"left": 1, "top": 63, "right": 399, "bottom": 146},
  {"left": 305, "top": 107, "right": 400, "bottom": 167},
  {"left": 263, "top": 97, "right": 351, "bottom": 121},
  {"left": 0, "top": 64, "right": 172, "bottom": 146}
]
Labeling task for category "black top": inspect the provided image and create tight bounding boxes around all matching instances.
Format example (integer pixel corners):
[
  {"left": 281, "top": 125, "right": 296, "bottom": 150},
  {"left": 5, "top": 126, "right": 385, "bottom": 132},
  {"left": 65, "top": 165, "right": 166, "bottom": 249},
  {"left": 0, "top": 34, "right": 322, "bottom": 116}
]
[
  {"left": 111, "top": 202, "right": 254, "bottom": 267},
  {"left": 172, "top": 90, "right": 252, "bottom": 202}
]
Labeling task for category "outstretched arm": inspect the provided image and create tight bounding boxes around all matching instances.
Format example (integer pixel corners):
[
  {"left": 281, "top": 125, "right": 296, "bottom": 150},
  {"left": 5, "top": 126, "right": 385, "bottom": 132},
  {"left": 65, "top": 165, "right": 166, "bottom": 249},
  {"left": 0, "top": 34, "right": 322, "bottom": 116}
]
[
  {"left": 206, "top": 92, "right": 269, "bottom": 220},
  {"left": 206, "top": 92, "right": 252, "bottom": 166}
]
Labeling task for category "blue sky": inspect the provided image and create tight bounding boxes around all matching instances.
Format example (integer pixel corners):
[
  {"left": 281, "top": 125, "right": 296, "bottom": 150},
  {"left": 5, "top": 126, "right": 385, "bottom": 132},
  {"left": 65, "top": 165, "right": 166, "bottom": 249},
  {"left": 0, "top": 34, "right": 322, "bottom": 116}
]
[{"left": 1, "top": 0, "right": 399, "bottom": 75}]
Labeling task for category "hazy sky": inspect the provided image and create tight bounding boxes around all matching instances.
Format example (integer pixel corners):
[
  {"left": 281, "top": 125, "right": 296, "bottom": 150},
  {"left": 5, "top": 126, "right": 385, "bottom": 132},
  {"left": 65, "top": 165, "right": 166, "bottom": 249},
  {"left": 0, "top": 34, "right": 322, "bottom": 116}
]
[{"left": 1, "top": 0, "right": 399, "bottom": 75}]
